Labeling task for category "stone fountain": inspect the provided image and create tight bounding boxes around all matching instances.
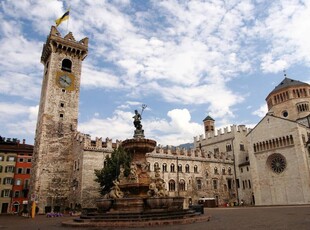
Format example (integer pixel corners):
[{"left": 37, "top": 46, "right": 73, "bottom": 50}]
[{"left": 66, "top": 106, "right": 207, "bottom": 227}]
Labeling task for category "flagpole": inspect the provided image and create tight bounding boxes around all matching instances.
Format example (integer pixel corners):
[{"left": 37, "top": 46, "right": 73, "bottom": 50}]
[
  {"left": 67, "top": 13, "right": 69, "bottom": 33},
  {"left": 66, "top": 0, "right": 70, "bottom": 33}
]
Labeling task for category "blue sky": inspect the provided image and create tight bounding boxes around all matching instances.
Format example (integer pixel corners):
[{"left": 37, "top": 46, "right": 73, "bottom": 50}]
[{"left": 1, "top": 0, "right": 310, "bottom": 146}]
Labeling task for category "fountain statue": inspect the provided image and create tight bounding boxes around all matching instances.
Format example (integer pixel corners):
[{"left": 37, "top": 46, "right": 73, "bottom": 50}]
[{"left": 66, "top": 105, "right": 205, "bottom": 228}]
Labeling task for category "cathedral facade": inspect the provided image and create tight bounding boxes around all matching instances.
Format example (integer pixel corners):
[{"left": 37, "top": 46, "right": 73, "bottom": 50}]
[
  {"left": 30, "top": 27, "right": 310, "bottom": 214},
  {"left": 247, "top": 78, "right": 310, "bottom": 205}
]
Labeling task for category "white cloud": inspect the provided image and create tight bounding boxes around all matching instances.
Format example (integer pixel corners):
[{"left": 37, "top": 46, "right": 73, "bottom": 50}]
[
  {"left": 78, "top": 108, "right": 203, "bottom": 146},
  {"left": 257, "top": 0, "right": 310, "bottom": 72},
  {"left": 2, "top": 0, "right": 310, "bottom": 145},
  {"left": 252, "top": 104, "right": 268, "bottom": 118},
  {"left": 81, "top": 64, "right": 122, "bottom": 89},
  {"left": 0, "top": 102, "right": 38, "bottom": 140}
]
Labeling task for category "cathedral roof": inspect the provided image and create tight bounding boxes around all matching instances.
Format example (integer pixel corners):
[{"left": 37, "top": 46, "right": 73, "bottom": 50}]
[
  {"left": 203, "top": 115, "right": 214, "bottom": 121},
  {"left": 270, "top": 77, "right": 309, "bottom": 94}
]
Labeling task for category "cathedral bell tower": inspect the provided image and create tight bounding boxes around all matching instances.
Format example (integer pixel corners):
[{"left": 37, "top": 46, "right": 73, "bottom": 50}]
[{"left": 30, "top": 26, "right": 88, "bottom": 213}]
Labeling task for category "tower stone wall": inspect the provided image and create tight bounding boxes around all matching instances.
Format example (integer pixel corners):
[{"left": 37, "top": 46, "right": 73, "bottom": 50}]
[{"left": 30, "top": 26, "right": 88, "bottom": 213}]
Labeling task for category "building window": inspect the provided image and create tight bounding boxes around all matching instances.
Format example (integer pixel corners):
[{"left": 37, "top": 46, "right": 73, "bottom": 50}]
[
  {"left": 26, "top": 168, "right": 31, "bottom": 174},
  {"left": 194, "top": 165, "right": 198, "bottom": 173},
  {"left": 178, "top": 164, "right": 182, "bottom": 172},
  {"left": 242, "top": 180, "right": 245, "bottom": 189},
  {"left": 17, "top": 168, "right": 23, "bottom": 174},
  {"left": 170, "top": 163, "right": 175, "bottom": 172},
  {"left": 267, "top": 153, "right": 286, "bottom": 174},
  {"left": 18, "top": 158, "right": 23, "bottom": 162},
  {"left": 15, "top": 179, "right": 22, "bottom": 186},
  {"left": 162, "top": 163, "right": 167, "bottom": 172},
  {"left": 169, "top": 180, "right": 175, "bottom": 191},
  {"left": 248, "top": 180, "right": 251, "bottom": 189},
  {"left": 7, "top": 156, "right": 15, "bottom": 162},
  {"left": 222, "top": 168, "right": 226, "bottom": 175},
  {"left": 212, "top": 179, "right": 217, "bottom": 189},
  {"left": 240, "top": 168, "right": 243, "bottom": 173},
  {"left": 154, "top": 162, "right": 159, "bottom": 171},
  {"left": 236, "top": 179, "right": 240, "bottom": 188},
  {"left": 0, "top": 165, "right": 2, "bottom": 173},
  {"left": 5, "top": 166, "right": 15, "bottom": 173},
  {"left": 185, "top": 164, "right": 190, "bottom": 173},
  {"left": 61, "top": 59, "right": 72, "bottom": 72},
  {"left": 240, "top": 144, "right": 245, "bottom": 151},
  {"left": 227, "top": 178, "right": 232, "bottom": 189},
  {"left": 60, "top": 113, "right": 64, "bottom": 118},
  {"left": 246, "top": 166, "right": 249, "bottom": 171},
  {"left": 60, "top": 102, "right": 65, "bottom": 108},
  {"left": 214, "top": 167, "right": 218, "bottom": 174},
  {"left": 205, "top": 170, "right": 209, "bottom": 178},
  {"left": 24, "top": 180, "right": 29, "bottom": 189},
  {"left": 179, "top": 179, "right": 186, "bottom": 191},
  {"left": 226, "top": 144, "right": 232, "bottom": 152},
  {"left": 3, "top": 177, "right": 14, "bottom": 185},
  {"left": 14, "top": 191, "right": 20, "bottom": 198},
  {"left": 0, "top": 155, "right": 4, "bottom": 161},
  {"left": 27, "top": 158, "right": 31, "bottom": 162},
  {"left": 228, "top": 167, "right": 232, "bottom": 175},
  {"left": 196, "top": 179, "right": 202, "bottom": 190},
  {"left": 1, "top": 189, "right": 11, "bottom": 197}
]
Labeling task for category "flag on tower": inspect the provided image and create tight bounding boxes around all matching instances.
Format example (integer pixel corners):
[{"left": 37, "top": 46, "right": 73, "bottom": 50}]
[{"left": 55, "top": 10, "right": 70, "bottom": 27}]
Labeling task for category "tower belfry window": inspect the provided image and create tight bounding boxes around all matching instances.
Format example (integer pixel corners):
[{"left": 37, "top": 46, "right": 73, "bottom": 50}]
[{"left": 62, "top": 59, "right": 72, "bottom": 72}]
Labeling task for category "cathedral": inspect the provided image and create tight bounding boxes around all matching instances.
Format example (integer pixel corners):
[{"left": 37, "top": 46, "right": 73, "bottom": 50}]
[{"left": 29, "top": 27, "right": 310, "bottom": 214}]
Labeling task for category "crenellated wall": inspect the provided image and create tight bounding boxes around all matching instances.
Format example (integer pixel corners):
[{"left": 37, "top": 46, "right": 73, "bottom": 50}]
[{"left": 194, "top": 125, "right": 251, "bottom": 143}]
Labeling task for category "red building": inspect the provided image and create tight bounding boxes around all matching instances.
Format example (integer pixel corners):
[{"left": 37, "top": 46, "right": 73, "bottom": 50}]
[
  {"left": 0, "top": 137, "right": 33, "bottom": 214},
  {"left": 11, "top": 151, "right": 32, "bottom": 213}
]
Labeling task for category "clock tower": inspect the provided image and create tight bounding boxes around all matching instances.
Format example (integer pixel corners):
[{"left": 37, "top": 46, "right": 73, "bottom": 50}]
[{"left": 30, "top": 26, "right": 88, "bottom": 213}]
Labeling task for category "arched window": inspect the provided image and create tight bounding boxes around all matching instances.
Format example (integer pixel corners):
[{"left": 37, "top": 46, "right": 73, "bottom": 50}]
[
  {"left": 61, "top": 59, "right": 72, "bottom": 72},
  {"left": 154, "top": 162, "right": 159, "bottom": 171},
  {"left": 214, "top": 167, "right": 218, "bottom": 174},
  {"left": 170, "top": 163, "right": 175, "bottom": 172},
  {"left": 162, "top": 163, "right": 167, "bottom": 172},
  {"left": 169, "top": 180, "right": 175, "bottom": 191},
  {"left": 222, "top": 168, "right": 226, "bottom": 175},
  {"left": 228, "top": 167, "right": 232, "bottom": 175},
  {"left": 185, "top": 164, "right": 190, "bottom": 173},
  {"left": 179, "top": 179, "right": 186, "bottom": 191},
  {"left": 178, "top": 164, "right": 182, "bottom": 172},
  {"left": 194, "top": 165, "right": 198, "bottom": 173}
]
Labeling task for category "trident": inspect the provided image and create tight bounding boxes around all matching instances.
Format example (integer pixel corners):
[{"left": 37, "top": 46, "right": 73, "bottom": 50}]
[{"left": 141, "top": 104, "right": 147, "bottom": 117}]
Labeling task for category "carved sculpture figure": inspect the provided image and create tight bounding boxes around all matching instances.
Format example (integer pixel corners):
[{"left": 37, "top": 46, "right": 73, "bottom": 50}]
[
  {"left": 133, "top": 110, "right": 142, "bottom": 130},
  {"left": 129, "top": 163, "right": 138, "bottom": 181},
  {"left": 104, "top": 179, "right": 124, "bottom": 199}
]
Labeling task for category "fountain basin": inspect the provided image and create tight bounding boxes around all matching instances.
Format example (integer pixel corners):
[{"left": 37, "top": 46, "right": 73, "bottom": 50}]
[
  {"left": 96, "top": 198, "right": 113, "bottom": 213},
  {"left": 145, "top": 197, "right": 174, "bottom": 209}
]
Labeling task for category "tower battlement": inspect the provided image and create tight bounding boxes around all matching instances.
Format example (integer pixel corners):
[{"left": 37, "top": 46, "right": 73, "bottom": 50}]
[
  {"left": 74, "top": 132, "right": 121, "bottom": 151},
  {"left": 194, "top": 124, "right": 251, "bottom": 142},
  {"left": 152, "top": 145, "right": 234, "bottom": 162},
  {"left": 41, "top": 26, "right": 88, "bottom": 64}
]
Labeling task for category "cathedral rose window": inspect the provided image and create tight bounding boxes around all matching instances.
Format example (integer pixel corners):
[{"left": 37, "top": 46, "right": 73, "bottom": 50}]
[{"left": 267, "top": 153, "right": 286, "bottom": 174}]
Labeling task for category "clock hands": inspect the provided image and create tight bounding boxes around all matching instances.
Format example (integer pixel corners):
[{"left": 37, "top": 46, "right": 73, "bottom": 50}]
[{"left": 60, "top": 76, "right": 71, "bottom": 87}]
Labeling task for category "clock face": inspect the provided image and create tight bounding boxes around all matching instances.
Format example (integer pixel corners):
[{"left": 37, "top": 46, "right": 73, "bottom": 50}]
[{"left": 59, "top": 75, "right": 72, "bottom": 88}]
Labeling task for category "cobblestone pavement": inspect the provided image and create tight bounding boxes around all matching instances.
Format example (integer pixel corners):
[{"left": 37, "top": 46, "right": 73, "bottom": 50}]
[{"left": 0, "top": 205, "right": 309, "bottom": 230}]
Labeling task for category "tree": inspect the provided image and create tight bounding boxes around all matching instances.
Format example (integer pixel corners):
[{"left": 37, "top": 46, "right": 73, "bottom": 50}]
[{"left": 94, "top": 147, "right": 131, "bottom": 195}]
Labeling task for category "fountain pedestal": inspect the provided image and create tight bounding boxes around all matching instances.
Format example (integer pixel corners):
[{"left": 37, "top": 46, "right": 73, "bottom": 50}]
[{"left": 118, "top": 138, "right": 156, "bottom": 198}]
